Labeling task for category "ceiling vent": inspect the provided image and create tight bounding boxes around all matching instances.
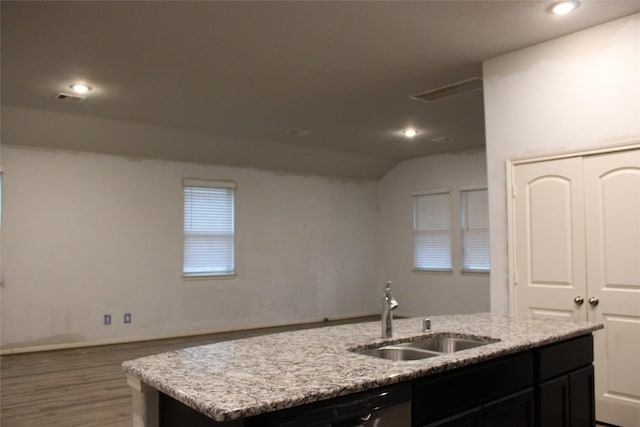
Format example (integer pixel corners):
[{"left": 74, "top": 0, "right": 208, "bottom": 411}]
[
  {"left": 411, "top": 77, "right": 483, "bottom": 103},
  {"left": 431, "top": 136, "right": 455, "bottom": 144},
  {"left": 55, "top": 92, "right": 86, "bottom": 103},
  {"left": 284, "top": 129, "right": 311, "bottom": 137}
]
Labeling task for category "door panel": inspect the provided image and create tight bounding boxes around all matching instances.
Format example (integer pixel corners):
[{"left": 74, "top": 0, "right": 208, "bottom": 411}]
[
  {"left": 584, "top": 150, "right": 640, "bottom": 426},
  {"left": 529, "top": 177, "right": 575, "bottom": 286},
  {"left": 513, "top": 157, "right": 586, "bottom": 322},
  {"left": 602, "top": 315, "right": 640, "bottom": 398}
]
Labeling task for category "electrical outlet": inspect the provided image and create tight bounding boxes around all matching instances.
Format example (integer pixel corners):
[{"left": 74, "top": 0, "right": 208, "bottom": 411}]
[
  {"left": 104, "top": 314, "right": 111, "bottom": 325},
  {"left": 124, "top": 313, "right": 132, "bottom": 324}
]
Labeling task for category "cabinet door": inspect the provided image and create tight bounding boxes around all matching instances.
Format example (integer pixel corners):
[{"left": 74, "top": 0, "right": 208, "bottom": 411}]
[
  {"left": 413, "top": 353, "right": 533, "bottom": 425},
  {"left": 536, "top": 375, "right": 569, "bottom": 427},
  {"left": 422, "top": 407, "right": 482, "bottom": 427},
  {"left": 569, "top": 365, "right": 595, "bottom": 427},
  {"left": 482, "top": 388, "right": 534, "bottom": 427}
]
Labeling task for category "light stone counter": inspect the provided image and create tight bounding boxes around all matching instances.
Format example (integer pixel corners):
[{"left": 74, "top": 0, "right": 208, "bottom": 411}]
[{"left": 122, "top": 313, "right": 602, "bottom": 423}]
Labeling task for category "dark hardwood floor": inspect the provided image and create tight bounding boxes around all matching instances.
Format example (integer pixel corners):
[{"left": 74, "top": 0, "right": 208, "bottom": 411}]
[{"left": 1, "top": 317, "right": 375, "bottom": 427}]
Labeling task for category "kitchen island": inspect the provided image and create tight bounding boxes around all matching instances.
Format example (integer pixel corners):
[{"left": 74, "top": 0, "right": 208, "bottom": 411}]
[{"left": 122, "top": 313, "right": 602, "bottom": 426}]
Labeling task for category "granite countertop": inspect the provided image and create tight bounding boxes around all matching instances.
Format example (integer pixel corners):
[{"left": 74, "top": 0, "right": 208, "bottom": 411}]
[{"left": 122, "top": 313, "right": 602, "bottom": 422}]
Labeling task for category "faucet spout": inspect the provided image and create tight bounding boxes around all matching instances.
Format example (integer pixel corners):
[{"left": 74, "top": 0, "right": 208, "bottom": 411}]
[{"left": 382, "top": 281, "right": 399, "bottom": 338}]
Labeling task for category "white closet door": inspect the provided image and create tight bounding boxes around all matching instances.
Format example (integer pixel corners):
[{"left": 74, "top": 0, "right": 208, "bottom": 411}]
[
  {"left": 513, "top": 157, "right": 587, "bottom": 322},
  {"left": 584, "top": 149, "right": 640, "bottom": 427}
]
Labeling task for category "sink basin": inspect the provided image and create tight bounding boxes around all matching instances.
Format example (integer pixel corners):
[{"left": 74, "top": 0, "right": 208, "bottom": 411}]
[
  {"left": 355, "top": 346, "right": 441, "bottom": 361},
  {"left": 351, "top": 333, "right": 499, "bottom": 361},
  {"left": 397, "top": 335, "right": 499, "bottom": 354}
]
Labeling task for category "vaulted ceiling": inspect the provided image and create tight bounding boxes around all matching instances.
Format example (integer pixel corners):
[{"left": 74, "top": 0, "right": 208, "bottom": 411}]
[{"left": 3, "top": 1, "right": 640, "bottom": 178}]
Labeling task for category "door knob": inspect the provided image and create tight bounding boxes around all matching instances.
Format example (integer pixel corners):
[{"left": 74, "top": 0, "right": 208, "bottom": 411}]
[
  {"left": 574, "top": 296, "right": 584, "bottom": 305},
  {"left": 589, "top": 297, "right": 599, "bottom": 306}
]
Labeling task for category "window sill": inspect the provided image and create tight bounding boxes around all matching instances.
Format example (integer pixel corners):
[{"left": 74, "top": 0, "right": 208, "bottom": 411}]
[
  {"left": 461, "top": 269, "right": 490, "bottom": 275},
  {"left": 183, "top": 273, "right": 236, "bottom": 281},
  {"left": 413, "top": 268, "right": 453, "bottom": 274}
]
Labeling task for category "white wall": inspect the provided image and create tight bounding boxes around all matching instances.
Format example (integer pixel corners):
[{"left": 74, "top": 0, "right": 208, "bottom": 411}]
[
  {"left": 376, "top": 149, "right": 490, "bottom": 317},
  {"left": 483, "top": 13, "right": 640, "bottom": 314},
  {"left": 0, "top": 145, "right": 378, "bottom": 349}
]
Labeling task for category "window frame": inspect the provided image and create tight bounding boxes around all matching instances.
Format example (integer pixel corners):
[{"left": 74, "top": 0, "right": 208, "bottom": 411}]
[
  {"left": 182, "top": 179, "right": 236, "bottom": 279},
  {"left": 412, "top": 188, "right": 453, "bottom": 272}
]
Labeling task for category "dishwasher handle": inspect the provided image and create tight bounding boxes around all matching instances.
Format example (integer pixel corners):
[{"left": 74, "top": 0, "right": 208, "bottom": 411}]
[
  {"left": 332, "top": 412, "right": 374, "bottom": 427},
  {"left": 300, "top": 384, "right": 411, "bottom": 426},
  {"left": 302, "top": 391, "right": 388, "bottom": 424}
]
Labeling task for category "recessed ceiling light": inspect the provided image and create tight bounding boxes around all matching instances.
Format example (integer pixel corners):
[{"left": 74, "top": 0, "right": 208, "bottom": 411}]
[
  {"left": 403, "top": 128, "right": 418, "bottom": 138},
  {"left": 70, "top": 83, "right": 92, "bottom": 94},
  {"left": 550, "top": 1, "right": 579, "bottom": 15}
]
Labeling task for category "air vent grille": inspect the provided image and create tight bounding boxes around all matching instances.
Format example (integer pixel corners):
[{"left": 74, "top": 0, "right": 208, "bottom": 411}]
[
  {"left": 411, "top": 77, "right": 483, "bottom": 102},
  {"left": 431, "top": 136, "right": 455, "bottom": 144},
  {"left": 55, "top": 92, "right": 86, "bottom": 103},
  {"left": 284, "top": 129, "right": 311, "bottom": 137}
]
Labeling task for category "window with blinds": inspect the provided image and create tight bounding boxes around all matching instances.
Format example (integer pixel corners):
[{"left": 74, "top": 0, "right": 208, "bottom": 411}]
[
  {"left": 413, "top": 191, "right": 452, "bottom": 271},
  {"left": 0, "top": 171, "right": 3, "bottom": 228},
  {"left": 461, "top": 188, "right": 490, "bottom": 272},
  {"left": 0, "top": 171, "right": 3, "bottom": 285},
  {"left": 183, "top": 180, "right": 235, "bottom": 277}
]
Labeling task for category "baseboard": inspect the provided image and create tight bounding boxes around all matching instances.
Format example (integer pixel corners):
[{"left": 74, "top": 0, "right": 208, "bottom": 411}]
[{"left": 0, "top": 312, "right": 378, "bottom": 355}]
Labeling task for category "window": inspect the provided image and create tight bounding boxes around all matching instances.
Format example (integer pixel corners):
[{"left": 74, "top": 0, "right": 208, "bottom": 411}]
[
  {"left": 0, "top": 170, "right": 3, "bottom": 227},
  {"left": 413, "top": 191, "right": 451, "bottom": 271},
  {"left": 0, "top": 170, "right": 2, "bottom": 285},
  {"left": 461, "top": 188, "right": 490, "bottom": 272},
  {"left": 183, "top": 180, "right": 235, "bottom": 277}
]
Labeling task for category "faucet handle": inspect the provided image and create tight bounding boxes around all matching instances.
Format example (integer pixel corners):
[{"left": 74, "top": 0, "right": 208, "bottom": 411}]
[{"left": 385, "top": 280, "right": 391, "bottom": 289}]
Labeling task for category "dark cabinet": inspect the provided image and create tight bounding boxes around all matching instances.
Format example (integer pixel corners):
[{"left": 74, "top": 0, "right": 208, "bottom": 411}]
[
  {"left": 415, "top": 335, "right": 594, "bottom": 427},
  {"left": 535, "top": 335, "right": 595, "bottom": 427},
  {"left": 483, "top": 388, "right": 534, "bottom": 427},
  {"left": 536, "top": 364, "right": 595, "bottom": 427},
  {"left": 569, "top": 366, "right": 595, "bottom": 427},
  {"left": 423, "top": 407, "right": 482, "bottom": 427},
  {"left": 422, "top": 388, "right": 535, "bottom": 427},
  {"left": 537, "top": 375, "right": 570, "bottom": 426},
  {"left": 413, "top": 352, "right": 534, "bottom": 425},
  {"left": 418, "top": 388, "right": 535, "bottom": 427}
]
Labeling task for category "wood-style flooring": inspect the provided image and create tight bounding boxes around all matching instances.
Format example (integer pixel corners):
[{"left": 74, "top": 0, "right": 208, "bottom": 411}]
[{"left": 0, "top": 317, "right": 375, "bottom": 427}]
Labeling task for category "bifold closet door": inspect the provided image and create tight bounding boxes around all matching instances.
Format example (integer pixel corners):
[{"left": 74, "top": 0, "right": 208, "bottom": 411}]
[
  {"left": 513, "top": 156, "right": 587, "bottom": 322},
  {"left": 584, "top": 149, "right": 640, "bottom": 427}
]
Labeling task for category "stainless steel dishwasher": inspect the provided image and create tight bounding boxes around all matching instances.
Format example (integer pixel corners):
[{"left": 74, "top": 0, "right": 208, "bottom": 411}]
[{"left": 267, "top": 383, "right": 412, "bottom": 426}]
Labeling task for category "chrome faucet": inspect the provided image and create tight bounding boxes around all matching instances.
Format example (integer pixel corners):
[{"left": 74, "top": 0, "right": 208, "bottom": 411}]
[{"left": 382, "top": 281, "right": 399, "bottom": 338}]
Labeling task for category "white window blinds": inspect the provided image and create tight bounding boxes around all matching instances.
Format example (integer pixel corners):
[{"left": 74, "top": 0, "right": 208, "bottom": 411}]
[
  {"left": 461, "top": 188, "right": 490, "bottom": 272},
  {"left": 0, "top": 171, "right": 3, "bottom": 228},
  {"left": 183, "top": 180, "right": 235, "bottom": 277},
  {"left": 413, "top": 192, "right": 451, "bottom": 270},
  {"left": 0, "top": 171, "right": 3, "bottom": 285}
]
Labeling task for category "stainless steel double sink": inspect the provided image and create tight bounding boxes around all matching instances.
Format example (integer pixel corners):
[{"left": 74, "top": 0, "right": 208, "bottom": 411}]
[{"left": 352, "top": 333, "right": 499, "bottom": 361}]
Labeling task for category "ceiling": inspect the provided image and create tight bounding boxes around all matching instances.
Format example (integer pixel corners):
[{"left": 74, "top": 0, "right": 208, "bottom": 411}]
[{"left": 2, "top": 1, "right": 640, "bottom": 179}]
